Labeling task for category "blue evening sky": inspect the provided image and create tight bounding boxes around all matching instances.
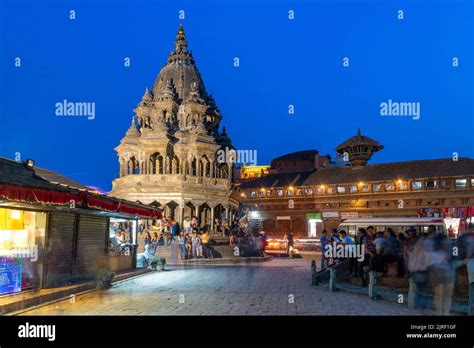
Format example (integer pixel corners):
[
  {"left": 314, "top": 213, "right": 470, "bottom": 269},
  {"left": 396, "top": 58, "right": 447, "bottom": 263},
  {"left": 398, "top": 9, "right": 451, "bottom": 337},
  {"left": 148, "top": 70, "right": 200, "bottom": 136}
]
[{"left": 0, "top": 0, "right": 472, "bottom": 191}]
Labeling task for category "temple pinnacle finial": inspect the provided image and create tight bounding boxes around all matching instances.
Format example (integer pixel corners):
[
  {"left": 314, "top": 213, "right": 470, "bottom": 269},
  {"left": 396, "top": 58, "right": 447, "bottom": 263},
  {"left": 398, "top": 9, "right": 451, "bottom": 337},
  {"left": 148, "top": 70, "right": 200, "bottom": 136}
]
[{"left": 174, "top": 23, "right": 188, "bottom": 52}]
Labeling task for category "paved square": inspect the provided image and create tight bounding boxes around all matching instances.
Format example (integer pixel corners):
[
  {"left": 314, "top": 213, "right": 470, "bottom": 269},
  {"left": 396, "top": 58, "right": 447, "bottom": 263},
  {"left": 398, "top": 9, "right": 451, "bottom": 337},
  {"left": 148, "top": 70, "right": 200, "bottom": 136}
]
[{"left": 21, "top": 259, "right": 416, "bottom": 315}]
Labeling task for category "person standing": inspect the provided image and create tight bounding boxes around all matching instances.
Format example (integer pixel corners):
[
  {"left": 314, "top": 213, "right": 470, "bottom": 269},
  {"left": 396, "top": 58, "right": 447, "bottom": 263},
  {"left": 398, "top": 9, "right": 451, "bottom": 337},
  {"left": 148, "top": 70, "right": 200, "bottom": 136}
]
[
  {"left": 177, "top": 232, "right": 187, "bottom": 260},
  {"left": 282, "top": 234, "right": 289, "bottom": 254},
  {"left": 287, "top": 232, "right": 294, "bottom": 255},
  {"left": 223, "top": 219, "right": 230, "bottom": 237},
  {"left": 183, "top": 217, "right": 191, "bottom": 235},
  {"left": 365, "top": 226, "right": 377, "bottom": 273},
  {"left": 319, "top": 230, "right": 329, "bottom": 269},
  {"left": 214, "top": 219, "right": 221, "bottom": 236},
  {"left": 192, "top": 229, "right": 202, "bottom": 258}
]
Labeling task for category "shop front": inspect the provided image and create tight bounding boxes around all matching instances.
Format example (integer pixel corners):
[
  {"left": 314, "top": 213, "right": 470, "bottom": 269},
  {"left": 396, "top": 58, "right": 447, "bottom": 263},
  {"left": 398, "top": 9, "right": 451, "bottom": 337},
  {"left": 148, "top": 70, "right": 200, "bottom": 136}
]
[
  {"left": 0, "top": 208, "right": 46, "bottom": 296},
  {"left": 418, "top": 206, "right": 474, "bottom": 238},
  {"left": 306, "top": 212, "right": 323, "bottom": 238},
  {"left": 108, "top": 218, "right": 138, "bottom": 272},
  {"left": 0, "top": 157, "right": 161, "bottom": 295}
]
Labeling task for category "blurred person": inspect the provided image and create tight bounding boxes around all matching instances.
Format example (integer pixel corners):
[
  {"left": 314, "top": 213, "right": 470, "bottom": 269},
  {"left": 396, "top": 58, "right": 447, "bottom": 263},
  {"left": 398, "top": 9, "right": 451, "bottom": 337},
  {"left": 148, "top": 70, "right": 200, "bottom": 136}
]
[
  {"left": 338, "top": 230, "right": 354, "bottom": 245},
  {"left": 365, "top": 226, "right": 377, "bottom": 273},
  {"left": 403, "top": 228, "right": 418, "bottom": 277},
  {"left": 339, "top": 230, "right": 354, "bottom": 273},
  {"left": 429, "top": 231, "right": 455, "bottom": 315},
  {"left": 287, "top": 232, "right": 294, "bottom": 255},
  {"left": 383, "top": 228, "right": 399, "bottom": 276},
  {"left": 447, "top": 225, "right": 455, "bottom": 239},
  {"left": 319, "top": 230, "right": 329, "bottom": 269},
  {"left": 356, "top": 228, "right": 369, "bottom": 278},
  {"left": 374, "top": 231, "right": 385, "bottom": 273},
  {"left": 260, "top": 231, "right": 267, "bottom": 256},
  {"left": 330, "top": 229, "right": 340, "bottom": 243}
]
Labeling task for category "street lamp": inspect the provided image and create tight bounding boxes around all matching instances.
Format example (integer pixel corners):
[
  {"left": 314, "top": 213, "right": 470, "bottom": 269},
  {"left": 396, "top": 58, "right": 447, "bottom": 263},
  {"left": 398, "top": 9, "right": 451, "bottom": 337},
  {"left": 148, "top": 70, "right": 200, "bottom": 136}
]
[{"left": 25, "top": 159, "right": 35, "bottom": 169}]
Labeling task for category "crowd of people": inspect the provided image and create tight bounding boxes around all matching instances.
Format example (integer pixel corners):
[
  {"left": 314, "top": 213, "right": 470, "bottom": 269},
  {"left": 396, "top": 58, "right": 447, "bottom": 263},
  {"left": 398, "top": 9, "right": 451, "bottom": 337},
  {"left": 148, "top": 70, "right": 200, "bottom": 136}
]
[
  {"left": 319, "top": 225, "right": 474, "bottom": 314},
  {"left": 139, "top": 216, "right": 239, "bottom": 261},
  {"left": 228, "top": 218, "right": 268, "bottom": 257}
]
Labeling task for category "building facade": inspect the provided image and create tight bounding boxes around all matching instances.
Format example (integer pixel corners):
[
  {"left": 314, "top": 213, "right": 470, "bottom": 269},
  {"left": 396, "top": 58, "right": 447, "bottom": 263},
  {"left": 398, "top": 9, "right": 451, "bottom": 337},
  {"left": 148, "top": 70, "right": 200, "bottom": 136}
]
[
  {"left": 110, "top": 25, "right": 239, "bottom": 227},
  {"left": 239, "top": 130, "right": 474, "bottom": 238}
]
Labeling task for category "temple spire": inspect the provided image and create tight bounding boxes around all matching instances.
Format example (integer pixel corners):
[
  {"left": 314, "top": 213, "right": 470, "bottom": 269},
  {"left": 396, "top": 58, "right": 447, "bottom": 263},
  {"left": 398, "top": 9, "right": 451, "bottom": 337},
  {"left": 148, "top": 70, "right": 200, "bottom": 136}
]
[{"left": 174, "top": 23, "right": 188, "bottom": 53}]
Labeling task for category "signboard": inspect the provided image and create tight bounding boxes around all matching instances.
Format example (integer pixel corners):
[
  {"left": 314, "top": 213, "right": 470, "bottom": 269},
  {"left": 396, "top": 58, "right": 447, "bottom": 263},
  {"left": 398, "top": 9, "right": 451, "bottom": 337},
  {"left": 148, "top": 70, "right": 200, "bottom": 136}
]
[
  {"left": 340, "top": 212, "right": 359, "bottom": 219},
  {"left": 306, "top": 212, "right": 322, "bottom": 219},
  {"left": 322, "top": 211, "right": 339, "bottom": 218},
  {"left": 276, "top": 216, "right": 291, "bottom": 220},
  {"left": 0, "top": 257, "right": 22, "bottom": 295}
]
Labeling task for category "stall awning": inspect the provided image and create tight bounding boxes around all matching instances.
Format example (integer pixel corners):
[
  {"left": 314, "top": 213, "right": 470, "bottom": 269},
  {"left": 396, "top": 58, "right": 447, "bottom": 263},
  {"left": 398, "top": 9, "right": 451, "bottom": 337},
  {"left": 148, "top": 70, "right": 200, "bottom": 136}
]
[
  {"left": 0, "top": 184, "right": 85, "bottom": 205},
  {"left": 0, "top": 184, "right": 161, "bottom": 219}
]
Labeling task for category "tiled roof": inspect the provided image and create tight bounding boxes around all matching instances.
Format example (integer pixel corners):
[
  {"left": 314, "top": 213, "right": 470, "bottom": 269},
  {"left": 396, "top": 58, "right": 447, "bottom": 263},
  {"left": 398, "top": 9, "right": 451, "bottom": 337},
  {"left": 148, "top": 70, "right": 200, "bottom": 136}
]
[
  {"left": 240, "top": 157, "right": 474, "bottom": 189},
  {"left": 272, "top": 150, "right": 319, "bottom": 162},
  {"left": 34, "top": 167, "right": 91, "bottom": 191}
]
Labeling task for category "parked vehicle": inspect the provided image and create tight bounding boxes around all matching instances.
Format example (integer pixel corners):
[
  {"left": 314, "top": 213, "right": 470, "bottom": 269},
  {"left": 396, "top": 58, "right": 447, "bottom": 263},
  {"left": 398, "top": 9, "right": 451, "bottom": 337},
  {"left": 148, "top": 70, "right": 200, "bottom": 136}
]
[{"left": 337, "top": 217, "right": 447, "bottom": 237}]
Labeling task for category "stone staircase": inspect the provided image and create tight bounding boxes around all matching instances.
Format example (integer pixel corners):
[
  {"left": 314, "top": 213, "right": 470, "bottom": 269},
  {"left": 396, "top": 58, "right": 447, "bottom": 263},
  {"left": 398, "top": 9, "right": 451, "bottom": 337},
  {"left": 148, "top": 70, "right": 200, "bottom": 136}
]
[{"left": 150, "top": 236, "right": 237, "bottom": 262}]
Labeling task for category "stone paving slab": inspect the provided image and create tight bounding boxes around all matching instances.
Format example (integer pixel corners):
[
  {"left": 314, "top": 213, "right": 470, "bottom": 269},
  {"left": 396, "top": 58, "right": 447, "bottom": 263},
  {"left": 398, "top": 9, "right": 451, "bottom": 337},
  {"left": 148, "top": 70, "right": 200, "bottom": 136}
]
[{"left": 19, "top": 259, "right": 419, "bottom": 316}]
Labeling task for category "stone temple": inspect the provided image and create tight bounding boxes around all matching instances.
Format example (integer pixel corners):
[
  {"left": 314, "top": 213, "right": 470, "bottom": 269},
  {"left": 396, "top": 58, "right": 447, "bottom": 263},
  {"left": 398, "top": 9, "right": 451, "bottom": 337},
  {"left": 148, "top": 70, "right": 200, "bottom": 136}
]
[{"left": 110, "top": 24, "right": 239, "bottom": 227}]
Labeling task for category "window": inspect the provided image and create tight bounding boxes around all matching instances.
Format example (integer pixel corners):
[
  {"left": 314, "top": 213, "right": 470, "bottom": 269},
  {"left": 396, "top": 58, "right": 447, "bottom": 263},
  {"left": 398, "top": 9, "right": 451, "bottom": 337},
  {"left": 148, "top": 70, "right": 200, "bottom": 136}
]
[
  {"left": 296, "top": 189, "right": 303, "bottom": 196},
  {"left": 397, "top": 181, "right": 407, "bottom": 190},
  {"left": 327, "top": 187, "right": 335, "bottom": 194},
  {"left": 316, "top": 187, "right": 325, "bottom": 195},
  {"left": 349, "top": 185, "right": 358, "bottom": 193},
  {"left": 267, "top": 190, "right": 273, "bottom": 197},
  {"left": 440, "top": 180, "right": 447, "bottom": 188},
  {"left": 412, "top": 181, "right": 422, "bottom": 190},
  {"left": 287, "top": 190, "right": 293, "bottom": 196},
  {"left": 337, "top": 186, "right": 346, "bottom": 194},
  {"left": 385, "top": 183, "right": 394, "bottom": 191},
  {"left": 250, "top": 191, "right": 256, "bottom": 198},
  {"left": 471, "top": 178, "right": 474, "bottom": 187},
  {"left": 426, "top": 180, "right": 436, "bottom": 189},
  {"left": 258, "top": 191, "right": 265, "bottom": 198},
  {"left": 276, "top": 190, "right": 283, "bottom": 197},
  {"left": 305, "top": 188, "right": 313, "bottom": 195},
  {"left": 360, "top": 184, "right": 370, "bottom": 193},
  {"left": 455, "top": 179, "right": 467, "bottom": 188},
  {"left": 373, "top": 183, "right": 382, "bottom": 192}
]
